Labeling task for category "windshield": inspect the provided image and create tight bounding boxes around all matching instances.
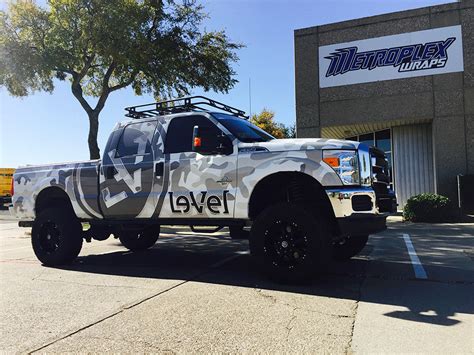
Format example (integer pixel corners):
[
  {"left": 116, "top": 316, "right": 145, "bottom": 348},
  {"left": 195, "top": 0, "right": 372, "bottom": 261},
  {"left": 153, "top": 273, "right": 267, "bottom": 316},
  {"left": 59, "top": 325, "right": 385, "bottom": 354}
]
[{"left": 213, "top": 113, "right": 275, "bottom": 143}]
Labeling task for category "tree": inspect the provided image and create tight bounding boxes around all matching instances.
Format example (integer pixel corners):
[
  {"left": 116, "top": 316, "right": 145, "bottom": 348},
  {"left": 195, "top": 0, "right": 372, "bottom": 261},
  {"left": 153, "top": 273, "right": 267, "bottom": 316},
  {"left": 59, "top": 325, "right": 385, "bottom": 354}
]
[
  {"left": 250, "top": 109, "right": 296, "bottom": 139},
  {"left": 282, "top": 123, "right": 296, "bottom": 139},
  {"left": 0, "top": 0, "right": 242, "bottom": 159}
]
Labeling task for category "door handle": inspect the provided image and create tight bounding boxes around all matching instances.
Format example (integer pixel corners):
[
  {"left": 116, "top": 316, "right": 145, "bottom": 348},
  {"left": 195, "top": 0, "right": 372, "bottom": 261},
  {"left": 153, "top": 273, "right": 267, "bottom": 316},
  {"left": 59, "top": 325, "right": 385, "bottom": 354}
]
[
  {"left": 155, "top": 162, "right": 164, "bottom": 177},
  {"left": 216, "top": 176, "right": 232, "bottom": 185},
  {"left": 104, "top": 166, "right": 118, "bottom": 179}
]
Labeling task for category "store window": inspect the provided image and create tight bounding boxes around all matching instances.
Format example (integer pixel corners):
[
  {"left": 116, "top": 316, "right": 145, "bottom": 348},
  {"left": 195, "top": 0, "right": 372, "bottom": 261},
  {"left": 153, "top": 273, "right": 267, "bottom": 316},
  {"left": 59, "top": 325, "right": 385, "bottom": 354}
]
[
  {"left": 375, "top": 130, "right": 392, "bottom": 181},
  {"left": 359, "top": 133, "right": 374, "bottom": 147}
]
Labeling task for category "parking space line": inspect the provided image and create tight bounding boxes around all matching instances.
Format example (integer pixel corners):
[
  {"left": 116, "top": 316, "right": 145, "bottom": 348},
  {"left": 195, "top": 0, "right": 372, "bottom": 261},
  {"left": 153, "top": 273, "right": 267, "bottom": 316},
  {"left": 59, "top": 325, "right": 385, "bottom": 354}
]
[{"left": 402, "top": 233, "right": 427, "bottom": 279}]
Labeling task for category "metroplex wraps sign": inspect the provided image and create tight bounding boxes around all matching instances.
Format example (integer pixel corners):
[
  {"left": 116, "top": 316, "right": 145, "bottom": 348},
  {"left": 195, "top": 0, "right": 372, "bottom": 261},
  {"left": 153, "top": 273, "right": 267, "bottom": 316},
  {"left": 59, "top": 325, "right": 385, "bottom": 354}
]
[{"left": 318, "top": 25, "right": 464, "bottom": 88}]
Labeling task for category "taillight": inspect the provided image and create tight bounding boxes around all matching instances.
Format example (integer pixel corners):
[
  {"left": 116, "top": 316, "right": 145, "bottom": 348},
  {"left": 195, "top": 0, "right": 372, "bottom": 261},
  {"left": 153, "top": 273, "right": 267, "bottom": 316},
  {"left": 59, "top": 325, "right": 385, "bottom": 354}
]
[{"left": 10, "top": 177, "right": 14, "bottom": 197}]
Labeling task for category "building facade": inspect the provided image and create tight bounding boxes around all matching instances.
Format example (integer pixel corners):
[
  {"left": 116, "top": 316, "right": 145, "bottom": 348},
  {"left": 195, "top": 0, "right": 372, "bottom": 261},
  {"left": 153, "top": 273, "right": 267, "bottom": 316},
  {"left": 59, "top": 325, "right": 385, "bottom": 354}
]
[{"left": 294, "top": 0, "right": 474, "bottom": 208}]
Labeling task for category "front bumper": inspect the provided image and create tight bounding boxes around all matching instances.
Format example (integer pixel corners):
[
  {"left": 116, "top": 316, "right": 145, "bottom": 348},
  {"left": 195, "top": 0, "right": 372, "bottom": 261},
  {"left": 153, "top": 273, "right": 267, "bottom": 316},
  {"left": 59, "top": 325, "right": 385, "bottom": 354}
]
[
  {"left": 326, "top": 187, "right": 377, "bottom": 218},
  {"left": 337, "top": 214, "right": 388, "bottom": 237},
  {"left": 326, "top": 187, "right": 396, "bottom": 237}
]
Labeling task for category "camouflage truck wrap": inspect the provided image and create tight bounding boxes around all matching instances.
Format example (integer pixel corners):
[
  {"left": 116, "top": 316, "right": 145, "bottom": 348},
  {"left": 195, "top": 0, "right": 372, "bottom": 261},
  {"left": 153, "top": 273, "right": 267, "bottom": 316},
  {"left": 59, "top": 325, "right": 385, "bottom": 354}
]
[{"left": 10, "top": 97, "right": 396, "bottom": 282}]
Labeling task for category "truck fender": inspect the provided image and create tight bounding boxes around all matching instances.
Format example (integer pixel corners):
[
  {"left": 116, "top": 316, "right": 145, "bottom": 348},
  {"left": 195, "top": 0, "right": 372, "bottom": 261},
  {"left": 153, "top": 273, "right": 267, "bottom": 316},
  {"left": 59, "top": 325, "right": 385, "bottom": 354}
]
[{"left": 234, "top": 154, "right": 342, "bottom": 219}]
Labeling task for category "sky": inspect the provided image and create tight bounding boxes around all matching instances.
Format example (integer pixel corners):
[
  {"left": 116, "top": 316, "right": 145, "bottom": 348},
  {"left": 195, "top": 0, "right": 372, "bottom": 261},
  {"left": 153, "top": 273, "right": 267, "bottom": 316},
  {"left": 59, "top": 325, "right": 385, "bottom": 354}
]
[{"left": 0, "top": 0, "right": 454, "bottom": 167}]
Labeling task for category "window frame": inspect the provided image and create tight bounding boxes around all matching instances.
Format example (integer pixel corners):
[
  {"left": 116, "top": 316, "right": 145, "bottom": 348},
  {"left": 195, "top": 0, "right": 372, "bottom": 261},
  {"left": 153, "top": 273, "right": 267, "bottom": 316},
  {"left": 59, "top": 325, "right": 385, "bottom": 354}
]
[{"left": 164, "top": 114, "right": 229, "bottom": 155}]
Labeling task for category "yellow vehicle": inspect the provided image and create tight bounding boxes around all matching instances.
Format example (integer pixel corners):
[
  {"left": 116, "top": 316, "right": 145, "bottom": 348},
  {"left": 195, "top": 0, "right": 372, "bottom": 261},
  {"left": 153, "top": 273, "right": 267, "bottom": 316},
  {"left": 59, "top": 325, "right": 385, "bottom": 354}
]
[{"left": 0, "top": 168, "right": 15, "bottom": 206}]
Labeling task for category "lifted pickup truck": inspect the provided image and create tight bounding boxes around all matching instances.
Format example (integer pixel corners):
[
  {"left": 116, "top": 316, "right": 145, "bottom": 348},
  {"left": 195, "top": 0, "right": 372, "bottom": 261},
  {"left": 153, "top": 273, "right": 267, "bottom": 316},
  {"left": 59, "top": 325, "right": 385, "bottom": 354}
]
[{"left": 12, "top": 96, "right": 396, "bottom": 282}]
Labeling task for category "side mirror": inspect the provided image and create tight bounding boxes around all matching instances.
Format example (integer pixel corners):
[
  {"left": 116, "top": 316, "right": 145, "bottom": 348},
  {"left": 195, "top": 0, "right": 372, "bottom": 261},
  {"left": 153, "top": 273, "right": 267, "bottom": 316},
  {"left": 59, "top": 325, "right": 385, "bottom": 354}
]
[{"left": 192, "top": 125, "right": 202, "bottom": 153}]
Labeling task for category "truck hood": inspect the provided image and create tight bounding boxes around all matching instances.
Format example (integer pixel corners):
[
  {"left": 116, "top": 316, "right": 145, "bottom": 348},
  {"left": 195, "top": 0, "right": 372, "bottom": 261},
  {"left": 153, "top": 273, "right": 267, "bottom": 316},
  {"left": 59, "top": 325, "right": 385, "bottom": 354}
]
[{"left": 238, "top": 138, "right": 359, "bottom": 153}]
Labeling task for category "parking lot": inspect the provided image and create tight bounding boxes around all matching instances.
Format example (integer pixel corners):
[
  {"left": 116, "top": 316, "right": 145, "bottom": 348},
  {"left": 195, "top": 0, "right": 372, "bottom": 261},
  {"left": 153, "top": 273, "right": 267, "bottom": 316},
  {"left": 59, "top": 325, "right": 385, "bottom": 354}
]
[{"left": 0, "top": 211, "right": 473, "bottom": 353}]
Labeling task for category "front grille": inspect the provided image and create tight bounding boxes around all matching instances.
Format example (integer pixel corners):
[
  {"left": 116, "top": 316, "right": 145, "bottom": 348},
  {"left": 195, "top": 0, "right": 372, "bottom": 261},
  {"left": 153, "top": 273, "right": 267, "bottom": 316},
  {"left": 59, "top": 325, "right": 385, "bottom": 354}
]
[{"left": 370, "top": 147, "right": 393, "bottom": 213}]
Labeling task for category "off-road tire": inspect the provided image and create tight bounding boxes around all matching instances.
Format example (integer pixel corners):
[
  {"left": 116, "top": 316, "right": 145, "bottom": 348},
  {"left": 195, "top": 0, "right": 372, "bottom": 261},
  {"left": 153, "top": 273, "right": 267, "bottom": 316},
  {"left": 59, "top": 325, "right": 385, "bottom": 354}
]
[
  {"left": 332, "top": 235, "right": 369, "bottom": 261},
  {"left": 117, "top": 226, "right": 160, "bottom": 251},
  {"left": 31, "top": 207, "right": 83, "bottom": 266},
  {"left": 229, "top": 225, "right": 250, "bottom": 240},
  {"left": 249, "top": 202, "right": 331, "bottom": 283}
]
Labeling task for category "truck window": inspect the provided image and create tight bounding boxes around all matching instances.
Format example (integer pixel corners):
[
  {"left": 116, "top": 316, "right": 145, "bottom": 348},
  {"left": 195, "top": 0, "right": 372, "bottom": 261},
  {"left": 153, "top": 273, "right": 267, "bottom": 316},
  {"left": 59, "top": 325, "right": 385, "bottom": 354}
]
[
  {"left": 165, "top": 115, "right": 221, "bottom": 154},
  {"left": 116, "top": 121, "right": 157, "bottom": 157},
  {"left": 212, "top": 113, "right": 274, "bottom": 143}
]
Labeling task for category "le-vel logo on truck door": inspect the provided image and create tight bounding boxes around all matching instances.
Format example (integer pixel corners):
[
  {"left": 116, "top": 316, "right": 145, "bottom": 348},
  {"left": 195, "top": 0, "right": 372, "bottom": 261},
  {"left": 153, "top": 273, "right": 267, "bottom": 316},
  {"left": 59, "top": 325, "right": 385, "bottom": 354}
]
[
  {"left": 169, "top": 190, "right": 230, "bottom": 214},
  {"left": 319, "top": 25, "right": 464, "bottom": 88}
]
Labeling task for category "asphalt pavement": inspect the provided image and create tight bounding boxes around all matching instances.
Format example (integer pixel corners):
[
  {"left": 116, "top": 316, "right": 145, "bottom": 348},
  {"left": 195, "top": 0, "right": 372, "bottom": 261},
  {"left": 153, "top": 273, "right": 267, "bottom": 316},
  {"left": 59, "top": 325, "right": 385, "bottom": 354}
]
[{"left": 0, "top": 211, "right": 473, "bottom": 353}]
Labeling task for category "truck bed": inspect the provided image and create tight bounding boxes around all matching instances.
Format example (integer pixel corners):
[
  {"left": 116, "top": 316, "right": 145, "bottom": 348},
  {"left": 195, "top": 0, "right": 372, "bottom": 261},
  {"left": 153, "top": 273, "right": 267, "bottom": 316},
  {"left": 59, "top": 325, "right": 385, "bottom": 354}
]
[{"left": 12, "top": 160, "right": 102, "bottom": 220}]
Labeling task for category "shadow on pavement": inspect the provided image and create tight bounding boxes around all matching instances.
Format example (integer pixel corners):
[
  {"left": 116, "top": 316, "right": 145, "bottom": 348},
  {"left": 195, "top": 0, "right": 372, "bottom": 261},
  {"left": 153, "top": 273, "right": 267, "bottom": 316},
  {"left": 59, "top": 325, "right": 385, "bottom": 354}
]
[
  {"left": 384, "top": 309, "right": 460, "bottom": 326},
  {"left": 53, "top": 223, "right": 474, "bottom": 328}
]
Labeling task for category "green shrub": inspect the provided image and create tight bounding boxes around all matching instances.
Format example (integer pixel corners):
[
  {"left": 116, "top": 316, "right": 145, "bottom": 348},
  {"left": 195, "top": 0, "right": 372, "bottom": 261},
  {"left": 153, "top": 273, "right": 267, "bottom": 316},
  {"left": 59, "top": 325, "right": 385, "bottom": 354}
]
[{"left": 403, "top": 193, "right": 452, "bottom": 222}]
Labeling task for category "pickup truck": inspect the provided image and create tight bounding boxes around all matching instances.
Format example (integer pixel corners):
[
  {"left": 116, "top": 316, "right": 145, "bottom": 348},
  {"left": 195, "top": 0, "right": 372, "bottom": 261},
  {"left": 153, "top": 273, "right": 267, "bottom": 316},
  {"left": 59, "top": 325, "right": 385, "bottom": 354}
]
[{"left": 11, "top": 96, "right": 396, "bottom": 282}]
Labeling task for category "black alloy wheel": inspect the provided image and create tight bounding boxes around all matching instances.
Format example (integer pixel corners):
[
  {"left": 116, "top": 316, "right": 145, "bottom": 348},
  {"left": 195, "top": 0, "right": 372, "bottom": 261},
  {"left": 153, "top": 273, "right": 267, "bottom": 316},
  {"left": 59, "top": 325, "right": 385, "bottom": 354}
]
[
  {"left": 250, "top": 202, "right": 331, "bottom": 283},
  {"left": 264, "top": 220, "right": 309, "bottom": 270},
  {"left": 31, "top": 207, "right": 83, "bottom": 266},
  {"left": 38, "top": 221, "right": 62, "bottom": 254}
]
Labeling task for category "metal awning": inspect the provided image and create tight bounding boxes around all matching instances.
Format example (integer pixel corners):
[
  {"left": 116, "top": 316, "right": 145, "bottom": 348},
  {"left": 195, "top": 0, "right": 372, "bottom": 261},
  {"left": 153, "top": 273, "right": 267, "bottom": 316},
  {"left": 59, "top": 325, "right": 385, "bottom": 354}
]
[{"left": 320, "top": 118, "right": 432, "bottom": 139}]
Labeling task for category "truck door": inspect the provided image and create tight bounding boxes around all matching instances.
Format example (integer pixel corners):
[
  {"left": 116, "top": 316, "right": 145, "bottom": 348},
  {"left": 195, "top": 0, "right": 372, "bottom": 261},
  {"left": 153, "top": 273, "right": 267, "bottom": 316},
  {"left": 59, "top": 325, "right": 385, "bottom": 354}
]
[
  {"left": 157, "top": 114, "right": 237, "bottom": 219},
  {"left": 99, "top": 120, "right": 159, "bottom": 219}
]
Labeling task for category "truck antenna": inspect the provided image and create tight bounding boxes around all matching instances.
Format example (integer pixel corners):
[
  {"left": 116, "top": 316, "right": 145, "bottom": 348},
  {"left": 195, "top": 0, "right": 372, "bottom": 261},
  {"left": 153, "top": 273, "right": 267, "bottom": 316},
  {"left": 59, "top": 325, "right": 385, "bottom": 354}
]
[{"left": 249, "top": 77, "right": 252, "bottom": 118}]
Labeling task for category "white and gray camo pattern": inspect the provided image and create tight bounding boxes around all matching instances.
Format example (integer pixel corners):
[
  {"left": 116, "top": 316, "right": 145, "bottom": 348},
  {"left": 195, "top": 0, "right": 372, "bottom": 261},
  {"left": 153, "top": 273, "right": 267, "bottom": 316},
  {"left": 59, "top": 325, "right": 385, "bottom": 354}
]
[{"left": 12, "top": 112, "right": 358, "bottom": 221}]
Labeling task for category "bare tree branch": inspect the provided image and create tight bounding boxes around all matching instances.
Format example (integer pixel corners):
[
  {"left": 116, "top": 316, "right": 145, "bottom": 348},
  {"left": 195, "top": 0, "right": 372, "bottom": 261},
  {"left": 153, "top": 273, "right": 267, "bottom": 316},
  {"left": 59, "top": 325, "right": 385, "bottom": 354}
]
[
  {"left": 103, "top": 62, "right": 116, "bottom": 87},
  {"left": 71, "top": 78, "right": 93, "bottom": 114},
  {"left": 77, "top": 54, "right": 95, "bottom": 81},
  {"left": 69, "top": 55, "right": 97, "bottom": 114},
  {"left": 93, "top": 62, "right": 116, "bottom": 113}
]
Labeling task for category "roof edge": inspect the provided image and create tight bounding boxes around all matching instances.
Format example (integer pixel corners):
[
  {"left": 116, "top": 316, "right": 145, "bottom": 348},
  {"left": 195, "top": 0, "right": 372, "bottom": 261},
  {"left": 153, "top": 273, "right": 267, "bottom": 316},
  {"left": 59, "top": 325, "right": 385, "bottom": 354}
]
[{"left": 294, "top": 1, "right": 467, "bottom": 37}]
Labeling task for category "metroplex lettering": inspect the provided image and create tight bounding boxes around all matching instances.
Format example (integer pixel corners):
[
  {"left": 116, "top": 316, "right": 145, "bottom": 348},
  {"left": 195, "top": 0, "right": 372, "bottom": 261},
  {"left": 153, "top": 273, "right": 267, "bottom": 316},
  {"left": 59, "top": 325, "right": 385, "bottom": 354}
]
[{"left": 325, "top": 37, "right": 456, "bottom": 77}]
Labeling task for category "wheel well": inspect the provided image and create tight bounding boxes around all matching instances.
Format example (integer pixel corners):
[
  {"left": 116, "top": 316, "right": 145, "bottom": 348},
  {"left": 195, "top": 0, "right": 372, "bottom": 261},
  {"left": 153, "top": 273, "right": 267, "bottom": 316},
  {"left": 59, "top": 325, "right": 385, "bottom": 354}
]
[
  {"left": 248, "top": 172, "right": 337, "bottom": 233},
  {"left": 35, "top": 187, "right": 74, "bottom": 216}
]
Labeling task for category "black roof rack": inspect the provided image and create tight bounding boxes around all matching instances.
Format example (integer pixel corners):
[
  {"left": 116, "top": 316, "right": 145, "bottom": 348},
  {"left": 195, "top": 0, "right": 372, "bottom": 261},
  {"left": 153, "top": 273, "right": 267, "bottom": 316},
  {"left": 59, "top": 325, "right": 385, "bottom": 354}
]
[{"left": 125, "top": 96, "right": 249, "bottom": 120}]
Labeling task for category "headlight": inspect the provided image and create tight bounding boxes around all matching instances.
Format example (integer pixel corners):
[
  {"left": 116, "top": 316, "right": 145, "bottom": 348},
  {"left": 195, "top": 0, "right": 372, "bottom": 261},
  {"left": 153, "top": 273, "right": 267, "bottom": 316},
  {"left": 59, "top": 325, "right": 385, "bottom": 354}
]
[{"left": 323, "top": 150, "right": 360, "bottom": 185}]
